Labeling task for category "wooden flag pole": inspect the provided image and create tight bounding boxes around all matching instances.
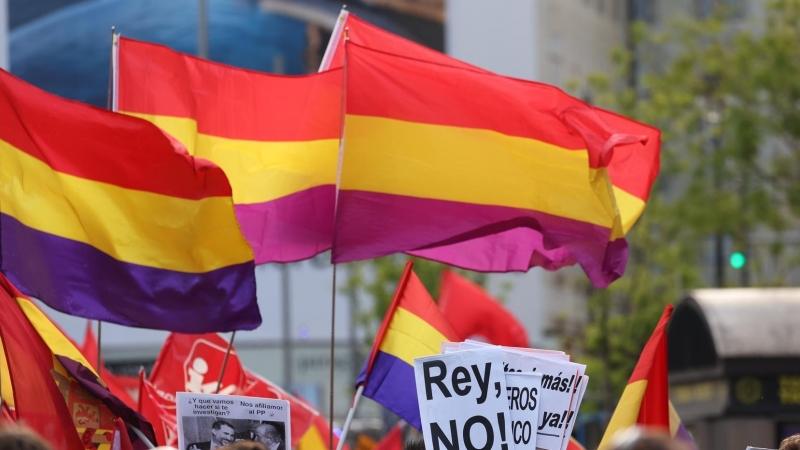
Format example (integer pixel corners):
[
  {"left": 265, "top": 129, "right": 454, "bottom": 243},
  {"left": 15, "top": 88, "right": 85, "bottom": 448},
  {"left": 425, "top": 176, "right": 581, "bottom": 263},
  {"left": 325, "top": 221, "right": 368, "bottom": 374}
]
[{"left": 215, "top": 331, "right": 237, "bottom": 394}]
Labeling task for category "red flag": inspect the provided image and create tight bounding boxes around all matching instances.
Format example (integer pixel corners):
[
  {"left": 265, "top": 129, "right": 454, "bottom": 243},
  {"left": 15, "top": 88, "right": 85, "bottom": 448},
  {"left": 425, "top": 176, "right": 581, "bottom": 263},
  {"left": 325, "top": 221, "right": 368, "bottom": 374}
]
[
  {"left": 81, "top": 322, "right": 100, "bottom": 369},
  {"left": 243, "top": 371, "right": 318, "bottom": 443},
  {"left": 374, "top": 423, "right": 402, "bottom": 450},
  {"left": 438, "top": 270, "right": 529, "bottom": 347},
  {"left": 78, "top": 323, "right": 137, "bottom": 409},
  {"left": 0, "top": 273, "right": 84, "bottom": 450},
  {"left": 1, "top": 400, "right": 15, "bottom": 424},
  {"left": 111, "top": 418, "right": 135, "bottom": 450},
  {"left": 149, "top": 333, "right": 246, "bottom": 397},
  {"left": 138, "top": 371, "right": 177, "bottom": 448}
]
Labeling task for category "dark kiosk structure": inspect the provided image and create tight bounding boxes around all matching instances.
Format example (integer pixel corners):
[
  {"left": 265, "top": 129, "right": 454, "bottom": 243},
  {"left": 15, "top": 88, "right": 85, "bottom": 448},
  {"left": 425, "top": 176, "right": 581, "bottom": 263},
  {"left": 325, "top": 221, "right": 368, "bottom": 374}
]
[{"left": 668, "top": 288, "right": 800, "bottom": 450}]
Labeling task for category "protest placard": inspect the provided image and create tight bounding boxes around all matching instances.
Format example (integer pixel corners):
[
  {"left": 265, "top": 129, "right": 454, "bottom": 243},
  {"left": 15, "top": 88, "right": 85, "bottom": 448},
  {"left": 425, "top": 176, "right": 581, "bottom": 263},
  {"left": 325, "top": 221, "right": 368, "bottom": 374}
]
[
  {"left": 506, "top": 373, "right": 542, "bottom": 450},
  {"left": 414, "top": 347, "right": 515, "bottom": 450},
  {"left": 463, "top": 341, "right": 569, "bottom": 361},
  {"left": 558, "top": 376, "right": 588, "bottom": 450},
  {"left": 176, "top": 392, "right": 290, "bottom": 450},
  {"left": 458, "top": 342, "right": 585, "bottom": 450}
]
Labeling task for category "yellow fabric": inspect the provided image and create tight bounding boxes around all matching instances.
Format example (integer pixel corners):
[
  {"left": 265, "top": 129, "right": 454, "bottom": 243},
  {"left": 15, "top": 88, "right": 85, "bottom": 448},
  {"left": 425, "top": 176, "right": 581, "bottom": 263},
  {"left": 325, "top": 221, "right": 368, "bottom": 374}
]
[
  {"left": 297, "top": 425, "right": 326, "bottom": 450},
  {"left": 668, "top": 400, "right": 681, "bottom": 437},
  {"left": 125, "top": 113, "right": 339, "bottom": 204},
  {"left": 341, "top": 115, "right": 623, "bottom": 238},
  {"left": 0, "top": 337, "right": 13, "bottom": 407},
  {"left": 378, "top": 307, "right": 451, "bottom": 366},
  {"left": 597, "top": 379, "right": 648, "bottom": 450},
  {"left": 16, "top": 297, "right": 98, "bottom": 378},
  {"left": 0, "top": 141, "right": 252, "bottom": 272},
  {"left": 613, "top": 186, "right": 647, "bottom": 235}
]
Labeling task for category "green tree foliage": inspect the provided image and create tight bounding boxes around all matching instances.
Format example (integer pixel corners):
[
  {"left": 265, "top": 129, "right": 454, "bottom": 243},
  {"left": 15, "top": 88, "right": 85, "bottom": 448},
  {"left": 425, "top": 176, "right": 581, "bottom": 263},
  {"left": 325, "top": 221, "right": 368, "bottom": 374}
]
[{"left": 576, "top": 0, "right": 800, "bottom": 413}]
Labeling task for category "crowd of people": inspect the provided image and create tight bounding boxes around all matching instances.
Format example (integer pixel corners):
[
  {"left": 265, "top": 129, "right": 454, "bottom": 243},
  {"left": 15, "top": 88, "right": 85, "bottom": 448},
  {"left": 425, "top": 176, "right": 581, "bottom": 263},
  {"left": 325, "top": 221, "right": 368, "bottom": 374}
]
[{"left": 1, "top": 425, "right": 800, "bottom": 450}]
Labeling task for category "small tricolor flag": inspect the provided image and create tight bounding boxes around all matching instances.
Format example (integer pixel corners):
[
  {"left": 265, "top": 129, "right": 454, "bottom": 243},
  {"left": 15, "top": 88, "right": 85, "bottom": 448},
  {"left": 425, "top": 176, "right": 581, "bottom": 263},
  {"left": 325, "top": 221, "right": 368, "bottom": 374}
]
[
  {"left": 0, "top": 273, "right": 156, "bottom": 450},
  {"left": 356, "top": 261, "right": 459, "bottom": 429},
  {"left": 118, "top": 37, "right": 342, "bottom": 264},
  {"left": 334, "top": 43, "right": 646, "bottom": 287},
  {"left": 598, "top": 305, "right": 696, "bottom": 449},
  {"left": 0, "top": 69, "right": 259, "bottom": 332}
]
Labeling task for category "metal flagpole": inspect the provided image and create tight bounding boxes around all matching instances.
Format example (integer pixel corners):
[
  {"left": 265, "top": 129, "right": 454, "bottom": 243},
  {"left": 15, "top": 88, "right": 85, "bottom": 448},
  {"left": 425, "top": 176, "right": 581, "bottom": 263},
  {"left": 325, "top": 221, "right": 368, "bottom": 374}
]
[
  {"left": 318, "top": 6, "right": 348, "bottom": 72},
  {"left": 96, "top": 320, "right": 102, "bottom": 369},
  {"left": 328, "top": 264, "right": 338, "bottom": 450},
  {"left": 282, "top": 264, "right": 293, "bottom": 392},
  {"left": 97, "top": 26, "right": 118, "bottom": 370},
  {"left": 215, "top": 331, "right": 236, "bottom": 394},
  {"left": 335, "top": 385, "right": 363, "bottom": 450},
  {"left": 197, "top": 0, "right": 209, "bottom": 59},
  {"left": 129, "top": 425, "right": 156, "bottom": 449}
]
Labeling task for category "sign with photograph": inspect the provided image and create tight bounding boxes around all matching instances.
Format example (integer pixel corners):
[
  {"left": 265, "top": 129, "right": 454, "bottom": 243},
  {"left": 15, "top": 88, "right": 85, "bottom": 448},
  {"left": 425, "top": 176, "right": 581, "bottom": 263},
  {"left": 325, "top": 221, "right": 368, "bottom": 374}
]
[{"left": 176, "top": 392, "right": 291, "bottom": 450}]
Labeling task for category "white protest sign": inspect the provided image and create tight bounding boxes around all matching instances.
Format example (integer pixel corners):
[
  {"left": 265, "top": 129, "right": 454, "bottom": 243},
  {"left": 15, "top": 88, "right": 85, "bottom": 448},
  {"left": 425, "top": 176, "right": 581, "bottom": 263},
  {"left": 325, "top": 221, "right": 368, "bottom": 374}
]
[
  {"left": 506, "top": 373, "right": 542, "bottom": 450},
  {"left": 464, "top": 340, "right": 569, "bottom": 361},
  {"left": 415, "top": 347, "right": 515, "bottom": 450},
  {"left": 176, "top": 392, "right": 290, "bottom": 450},
  {"left": 441, "top": 342, "right": 461, "bottom": 354},
  {"left": 558, "top": 376, "right": 588, "bottom": 450},
  {"left": 459, "top": 343, "right": 584, "bottom": 450}
]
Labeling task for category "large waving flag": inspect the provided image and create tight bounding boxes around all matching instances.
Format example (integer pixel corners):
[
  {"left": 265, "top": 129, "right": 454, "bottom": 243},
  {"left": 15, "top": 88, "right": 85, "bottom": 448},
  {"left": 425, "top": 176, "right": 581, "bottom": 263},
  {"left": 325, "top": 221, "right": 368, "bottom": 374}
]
[
  {"left": 335, "top": 44, "right": 645, "bottom": 287},
  {"left": 117, "top": 37, "right": 342, "bottom": 263},
  {"left": 0, "top": 69, "right": 258, "bottom": 332},
  {"left": 0, "top": 273, "right": 156, "bottom": 450},
  {"left": 357, "top": 261, "right": 459, "bottom": 429},
  {"left": 598, "top": 305, "right": 695, "bottom": 449},
  {"left": 438, "top": 270, "right": 529, "bottom": 347},
  {"left": 322, "top": 10, "right": 660, "bottom": 237}
]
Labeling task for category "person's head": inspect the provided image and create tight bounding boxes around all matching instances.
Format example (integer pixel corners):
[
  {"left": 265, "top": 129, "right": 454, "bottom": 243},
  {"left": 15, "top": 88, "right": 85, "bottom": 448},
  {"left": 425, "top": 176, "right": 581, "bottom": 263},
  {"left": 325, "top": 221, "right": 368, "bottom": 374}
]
[
  {"left": 254, "top": 424, "right": 281, "bottom": 448},
  {"left": 403, "top": 438, "right": 425, "bottom": 450},
  {"left": 246, "top": 420, "right": 262, "bottom": 431},
  {"left": 780, "top": 434, "right": 800, "bottom": 450},
  {"left": 220, "top": 441, "right": 267, "bottom": 450},
  {"left": 609, "top": 427, "right": 690, "bottom": 450},
  {"left": 211, "top": 421, "right": 235, "bottom": 446},
  {"left": 0, "top": 427, "right": 53, "bottom": 450}
]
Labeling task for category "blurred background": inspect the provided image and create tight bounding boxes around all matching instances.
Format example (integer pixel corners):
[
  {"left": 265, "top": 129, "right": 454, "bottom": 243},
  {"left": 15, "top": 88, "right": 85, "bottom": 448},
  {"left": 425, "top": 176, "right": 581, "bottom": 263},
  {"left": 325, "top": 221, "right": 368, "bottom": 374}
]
[{"left": 2, "top": 1, "right": 800, "bottom": 449}]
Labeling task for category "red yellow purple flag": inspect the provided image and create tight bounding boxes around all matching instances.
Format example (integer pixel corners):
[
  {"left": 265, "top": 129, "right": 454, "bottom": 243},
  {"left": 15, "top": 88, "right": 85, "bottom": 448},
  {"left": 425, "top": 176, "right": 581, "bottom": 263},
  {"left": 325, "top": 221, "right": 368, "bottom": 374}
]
[
  {"left": 117, "top": 38, "right": 342, "bottom": 263},
  {"left": 598, "top": 305, "right": 696, "bottom": 449},
  {"left": 323, "top": 12, "right": 660, "bottom": 272},
  {"left": 334, "top": 43, "right": 647, "bottom": 287},
  {"left": 0, "top": 69, "right": 258, "bottom": 332}
]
